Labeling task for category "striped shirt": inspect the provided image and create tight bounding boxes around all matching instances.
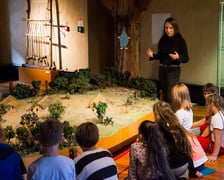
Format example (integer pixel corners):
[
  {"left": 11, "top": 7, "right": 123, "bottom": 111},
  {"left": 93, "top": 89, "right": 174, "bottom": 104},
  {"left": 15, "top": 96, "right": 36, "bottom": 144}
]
[{"left": 74, "top": 148, "right": 118, "bottom": 180}]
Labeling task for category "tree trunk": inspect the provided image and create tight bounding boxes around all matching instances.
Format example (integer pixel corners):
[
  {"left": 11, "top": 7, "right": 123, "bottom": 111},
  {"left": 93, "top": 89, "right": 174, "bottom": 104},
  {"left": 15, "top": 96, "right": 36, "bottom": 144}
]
[
  {"left": 116, "top": 21, "right": 141, "bottom": 77},
  {"left": 99, "top": 0, "right": 155, "bottom": 77}
]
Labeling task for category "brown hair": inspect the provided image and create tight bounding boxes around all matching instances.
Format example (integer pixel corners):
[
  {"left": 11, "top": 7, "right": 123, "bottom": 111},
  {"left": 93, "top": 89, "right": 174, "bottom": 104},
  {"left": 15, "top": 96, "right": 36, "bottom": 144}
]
[
  {"left": 75, "top": 122, "right": 99, "bottom": 149},
  {"left": 203, "top": 83, "right": 217, "bottom": 95},
  {"left": 163, "top": 17, "right": 180, "bottom": 36},
  {"left": 39, "top": 118, "right": 63, "bottom": 147},
  {"left": 172, "top": 83, "right": 192, "bottom": 111},
  {"left": 206, "top": 94, "right": 224, "bottom": 118},
  {"left": 153, "top": 101, "right": 192, "bottom": 157}
]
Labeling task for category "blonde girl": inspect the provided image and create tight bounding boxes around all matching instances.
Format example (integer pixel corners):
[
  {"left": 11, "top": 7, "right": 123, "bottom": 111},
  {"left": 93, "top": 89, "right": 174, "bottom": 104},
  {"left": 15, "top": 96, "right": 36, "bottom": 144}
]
[{"left": 172, "top": 83, "right": 193, "bottom": 130}]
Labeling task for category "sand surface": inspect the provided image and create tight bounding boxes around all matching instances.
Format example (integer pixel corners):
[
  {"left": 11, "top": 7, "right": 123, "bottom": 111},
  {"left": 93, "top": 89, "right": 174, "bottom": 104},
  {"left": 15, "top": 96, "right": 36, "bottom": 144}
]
[{"left": 1, "top": 87, "right": 157, "bottom": 138}]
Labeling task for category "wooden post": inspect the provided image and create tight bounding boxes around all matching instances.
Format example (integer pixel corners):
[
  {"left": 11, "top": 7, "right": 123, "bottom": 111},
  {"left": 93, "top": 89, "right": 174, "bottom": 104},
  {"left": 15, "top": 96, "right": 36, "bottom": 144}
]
[
  {"left": 49, "top": 0, "right": 53, "bottom": 68},
  {"left": 55, "top": 0, "right": 62, "bottom": 70}
]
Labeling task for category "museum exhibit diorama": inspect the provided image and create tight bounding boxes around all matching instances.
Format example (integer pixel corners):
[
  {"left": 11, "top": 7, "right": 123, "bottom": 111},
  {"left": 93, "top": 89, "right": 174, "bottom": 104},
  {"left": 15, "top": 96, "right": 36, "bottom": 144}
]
[{"left": 0, "top": 0, "right": 158, "bottom": 168}]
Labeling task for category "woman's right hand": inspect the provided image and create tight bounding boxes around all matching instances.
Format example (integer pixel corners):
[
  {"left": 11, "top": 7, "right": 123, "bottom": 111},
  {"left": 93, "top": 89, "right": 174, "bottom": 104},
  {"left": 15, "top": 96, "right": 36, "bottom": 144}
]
[{"left": 146, "top": 48, "right": 154, "bottom": 58}]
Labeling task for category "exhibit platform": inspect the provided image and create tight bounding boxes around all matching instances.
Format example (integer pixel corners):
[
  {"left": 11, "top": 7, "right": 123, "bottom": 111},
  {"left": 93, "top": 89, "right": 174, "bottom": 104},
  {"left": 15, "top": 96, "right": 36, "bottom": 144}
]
[{"left": 19, "top": 67, "right": 59, "bottom": 91}]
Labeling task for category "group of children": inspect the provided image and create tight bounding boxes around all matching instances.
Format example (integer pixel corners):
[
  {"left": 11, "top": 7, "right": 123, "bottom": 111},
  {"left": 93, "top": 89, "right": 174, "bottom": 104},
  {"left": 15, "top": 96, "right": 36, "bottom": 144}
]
[
  {"left": 0, "top": 119, "right": 119, "bottom": 179},
  {"left": 0, "top": 82, "right": 223, "bottom": 179},
  {"left": 127, "top": 83, "right": 224, "bottom": 179}
]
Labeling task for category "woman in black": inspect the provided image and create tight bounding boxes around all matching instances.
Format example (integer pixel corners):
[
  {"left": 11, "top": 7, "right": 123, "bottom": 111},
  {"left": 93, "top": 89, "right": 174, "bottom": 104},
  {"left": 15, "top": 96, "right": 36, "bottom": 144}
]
[{"left": 147, "top": 17, "right": 189, "bottom": 103}]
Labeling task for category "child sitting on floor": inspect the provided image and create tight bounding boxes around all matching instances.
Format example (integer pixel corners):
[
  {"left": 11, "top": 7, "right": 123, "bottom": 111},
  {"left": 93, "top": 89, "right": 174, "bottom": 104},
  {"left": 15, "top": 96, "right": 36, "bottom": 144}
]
[
  {"left": 74, "top": 122, "right": 118, "bottom": 180},
  {"left": 171, "top": 83, "right": 208, "bottom": 169},
  {"left": 153, "top": 101, "right": 203, "bottom": 178},
  {"left": 192, "top": 83, "right": 217, "bottom": 136},
  {"left": 197, "top": 94, "right": 224, "bottom": 162},
  {"left": 172, "top": 83, "right": 193, "bottom": 131},
  {"left": 27, "top": 118, "right": 76, "bottom": 180},
  {"left": 127, "top": 120, "right": 175, "bottom": 180}
]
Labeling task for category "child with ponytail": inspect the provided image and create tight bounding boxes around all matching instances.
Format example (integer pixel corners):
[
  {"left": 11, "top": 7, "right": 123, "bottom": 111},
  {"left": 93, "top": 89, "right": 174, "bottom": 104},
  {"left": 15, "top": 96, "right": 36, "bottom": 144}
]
[{"left": 197, "top": 94, "right": 224, "bottom": 162}]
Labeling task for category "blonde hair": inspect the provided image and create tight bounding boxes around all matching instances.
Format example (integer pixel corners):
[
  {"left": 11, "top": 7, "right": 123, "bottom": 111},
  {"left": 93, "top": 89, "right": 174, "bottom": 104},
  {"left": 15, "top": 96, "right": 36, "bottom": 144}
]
[{"left": 172, "top": 83, "right": 192, "bottom": 111}]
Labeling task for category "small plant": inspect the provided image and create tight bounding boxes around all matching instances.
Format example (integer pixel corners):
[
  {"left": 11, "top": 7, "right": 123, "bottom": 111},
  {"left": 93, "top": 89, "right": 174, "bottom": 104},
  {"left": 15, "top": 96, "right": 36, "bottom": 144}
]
[
  {"left": 92, "top": 101, "right": 113, "bottom": 125},
  {"left": 4, "top": 125, "right": 15, "bottom": 143},
  {"left": 125, "top": 97, "right": 133, "bottom": 105},
  {"left": 104, "top": 116, "right": 114, "bottom": 126},
  {"left": 92, "top": 101, "right": 107, "bottom": 123},
  {"left": 61, "top": 121, "right": 76, "bottom": 147},
  {"left": 31, "top": 80, "right": 41, "bottom": 96},
  {"left": 141, "top": 90, "right": 147, "bottom": 97},
  {"left": 0, "top": 104, "right": 10, "bottom": 114},
  {"left": 48, "top": 101, "right": 65, "bottom": 119},
  {"left": 20, "top": 112, "right": 39, "bottom": 128}
]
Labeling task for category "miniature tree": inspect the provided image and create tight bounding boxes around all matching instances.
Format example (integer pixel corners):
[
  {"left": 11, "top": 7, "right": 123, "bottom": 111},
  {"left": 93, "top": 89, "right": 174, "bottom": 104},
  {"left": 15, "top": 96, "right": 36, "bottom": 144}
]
[
  {"left": 48, "top": 101, "right": 65, "bottom": 119},
  {"left": 4, "top": 125, "right": 15, "bottom": 143},
  {"left": 92, "top": 101, "right": 114, "bottom": 125},
  {"left": 92, "top": 101, "right": 107, "bottom": 123},
  {"left": 62, "top": 121, "right": 76, "bottom": 147}
]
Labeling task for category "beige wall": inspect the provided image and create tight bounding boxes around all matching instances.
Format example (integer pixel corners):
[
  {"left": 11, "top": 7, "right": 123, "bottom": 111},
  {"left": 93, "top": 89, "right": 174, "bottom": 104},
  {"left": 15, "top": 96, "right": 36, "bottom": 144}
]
[
  {"left": 1, "top": 0, "right": 220, "bottom": 85},
  {"left": 56, "top": 0, "right": 88, "bottom": 71},
  {"left": 1, "top": 0, "right": 88, "bottom": 71},
  {"left": 140, "top": 0, "right": 219, "bottom": 85}
]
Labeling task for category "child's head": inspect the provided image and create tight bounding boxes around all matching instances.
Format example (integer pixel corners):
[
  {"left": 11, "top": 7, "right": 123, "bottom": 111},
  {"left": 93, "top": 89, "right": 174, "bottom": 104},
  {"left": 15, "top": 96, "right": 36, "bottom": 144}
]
[
  {"left": 203, "top": 83, "right": 217, "bottom": 99},
  {"left": 153, "top": 101, "right": 179, "bottom": 127},
  {"left": 39, "top": 118, "right": 63, "bottom": 147},
  {"left": 206, "top": 94, "right": 224, "bottom": 116},
  {"left": 172, "top": 83, "right": 192, "bottom": 110},
  {"left": 75, "top": 122, "right": 99, "bottom": 149},
  {"left": 138, "top": 120, "right": 160, "bottom": 143}
]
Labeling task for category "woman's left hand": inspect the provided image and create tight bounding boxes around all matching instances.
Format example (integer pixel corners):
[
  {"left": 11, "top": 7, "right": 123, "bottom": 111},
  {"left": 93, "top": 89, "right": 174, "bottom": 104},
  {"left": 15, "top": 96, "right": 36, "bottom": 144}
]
[
  {"left": 169, "top": 51, "right": 179, "bottom": 60},
  {"left": 207, "top": 155, "right": 218, "bottom": 162}
]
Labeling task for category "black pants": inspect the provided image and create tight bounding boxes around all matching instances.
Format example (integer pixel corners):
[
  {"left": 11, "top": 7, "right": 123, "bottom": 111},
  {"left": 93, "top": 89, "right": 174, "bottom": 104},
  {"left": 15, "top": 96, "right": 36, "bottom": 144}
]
[{"left": 159, "top": 66, "right": 181, "bottom": 103}]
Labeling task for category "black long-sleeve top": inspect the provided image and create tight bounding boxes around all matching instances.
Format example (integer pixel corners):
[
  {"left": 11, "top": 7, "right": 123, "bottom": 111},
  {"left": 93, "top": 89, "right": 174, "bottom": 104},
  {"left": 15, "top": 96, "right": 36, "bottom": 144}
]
[{"left": 150, "top": 34, "right": 189, "bottom": 65}]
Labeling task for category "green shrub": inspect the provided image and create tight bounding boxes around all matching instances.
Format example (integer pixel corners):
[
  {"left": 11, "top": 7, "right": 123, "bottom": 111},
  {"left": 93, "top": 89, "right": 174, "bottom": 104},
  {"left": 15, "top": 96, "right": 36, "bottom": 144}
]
[
  {"left": 62, "top": 121, "right": 76, "bottom": 147},
  {"left": 10, "top": 80, "right": 41, "bottom": 99},
  {"left": 92, "top": 101, "right": 114, "bottom": 125},
  {"left": 68, "top": 76, "right": 92, "bottom": 94},
  {"left": 4, "top": 125, "right": 15, "bottom": 143},
  {"left": 92, "top": 101, "right": 107, "bottom": 123},
  {"left": 90, "top": 74, "right": 107, "bottom": 89},
  {"left": 48, "top": 101, "right": 65, "bottom": 119}
]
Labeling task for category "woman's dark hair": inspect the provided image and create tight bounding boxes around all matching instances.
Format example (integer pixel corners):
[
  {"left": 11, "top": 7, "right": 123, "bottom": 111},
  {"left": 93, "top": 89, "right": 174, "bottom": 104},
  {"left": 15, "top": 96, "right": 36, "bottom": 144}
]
[
  {"left": 163, "top": 17, "right": 180, "bottom": 36},
  {"left": 75, "top": 122, "right": 99, "bottom": 148},
  {"left": 139, "top": 120, "right": 175, "bottom": 180}
]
